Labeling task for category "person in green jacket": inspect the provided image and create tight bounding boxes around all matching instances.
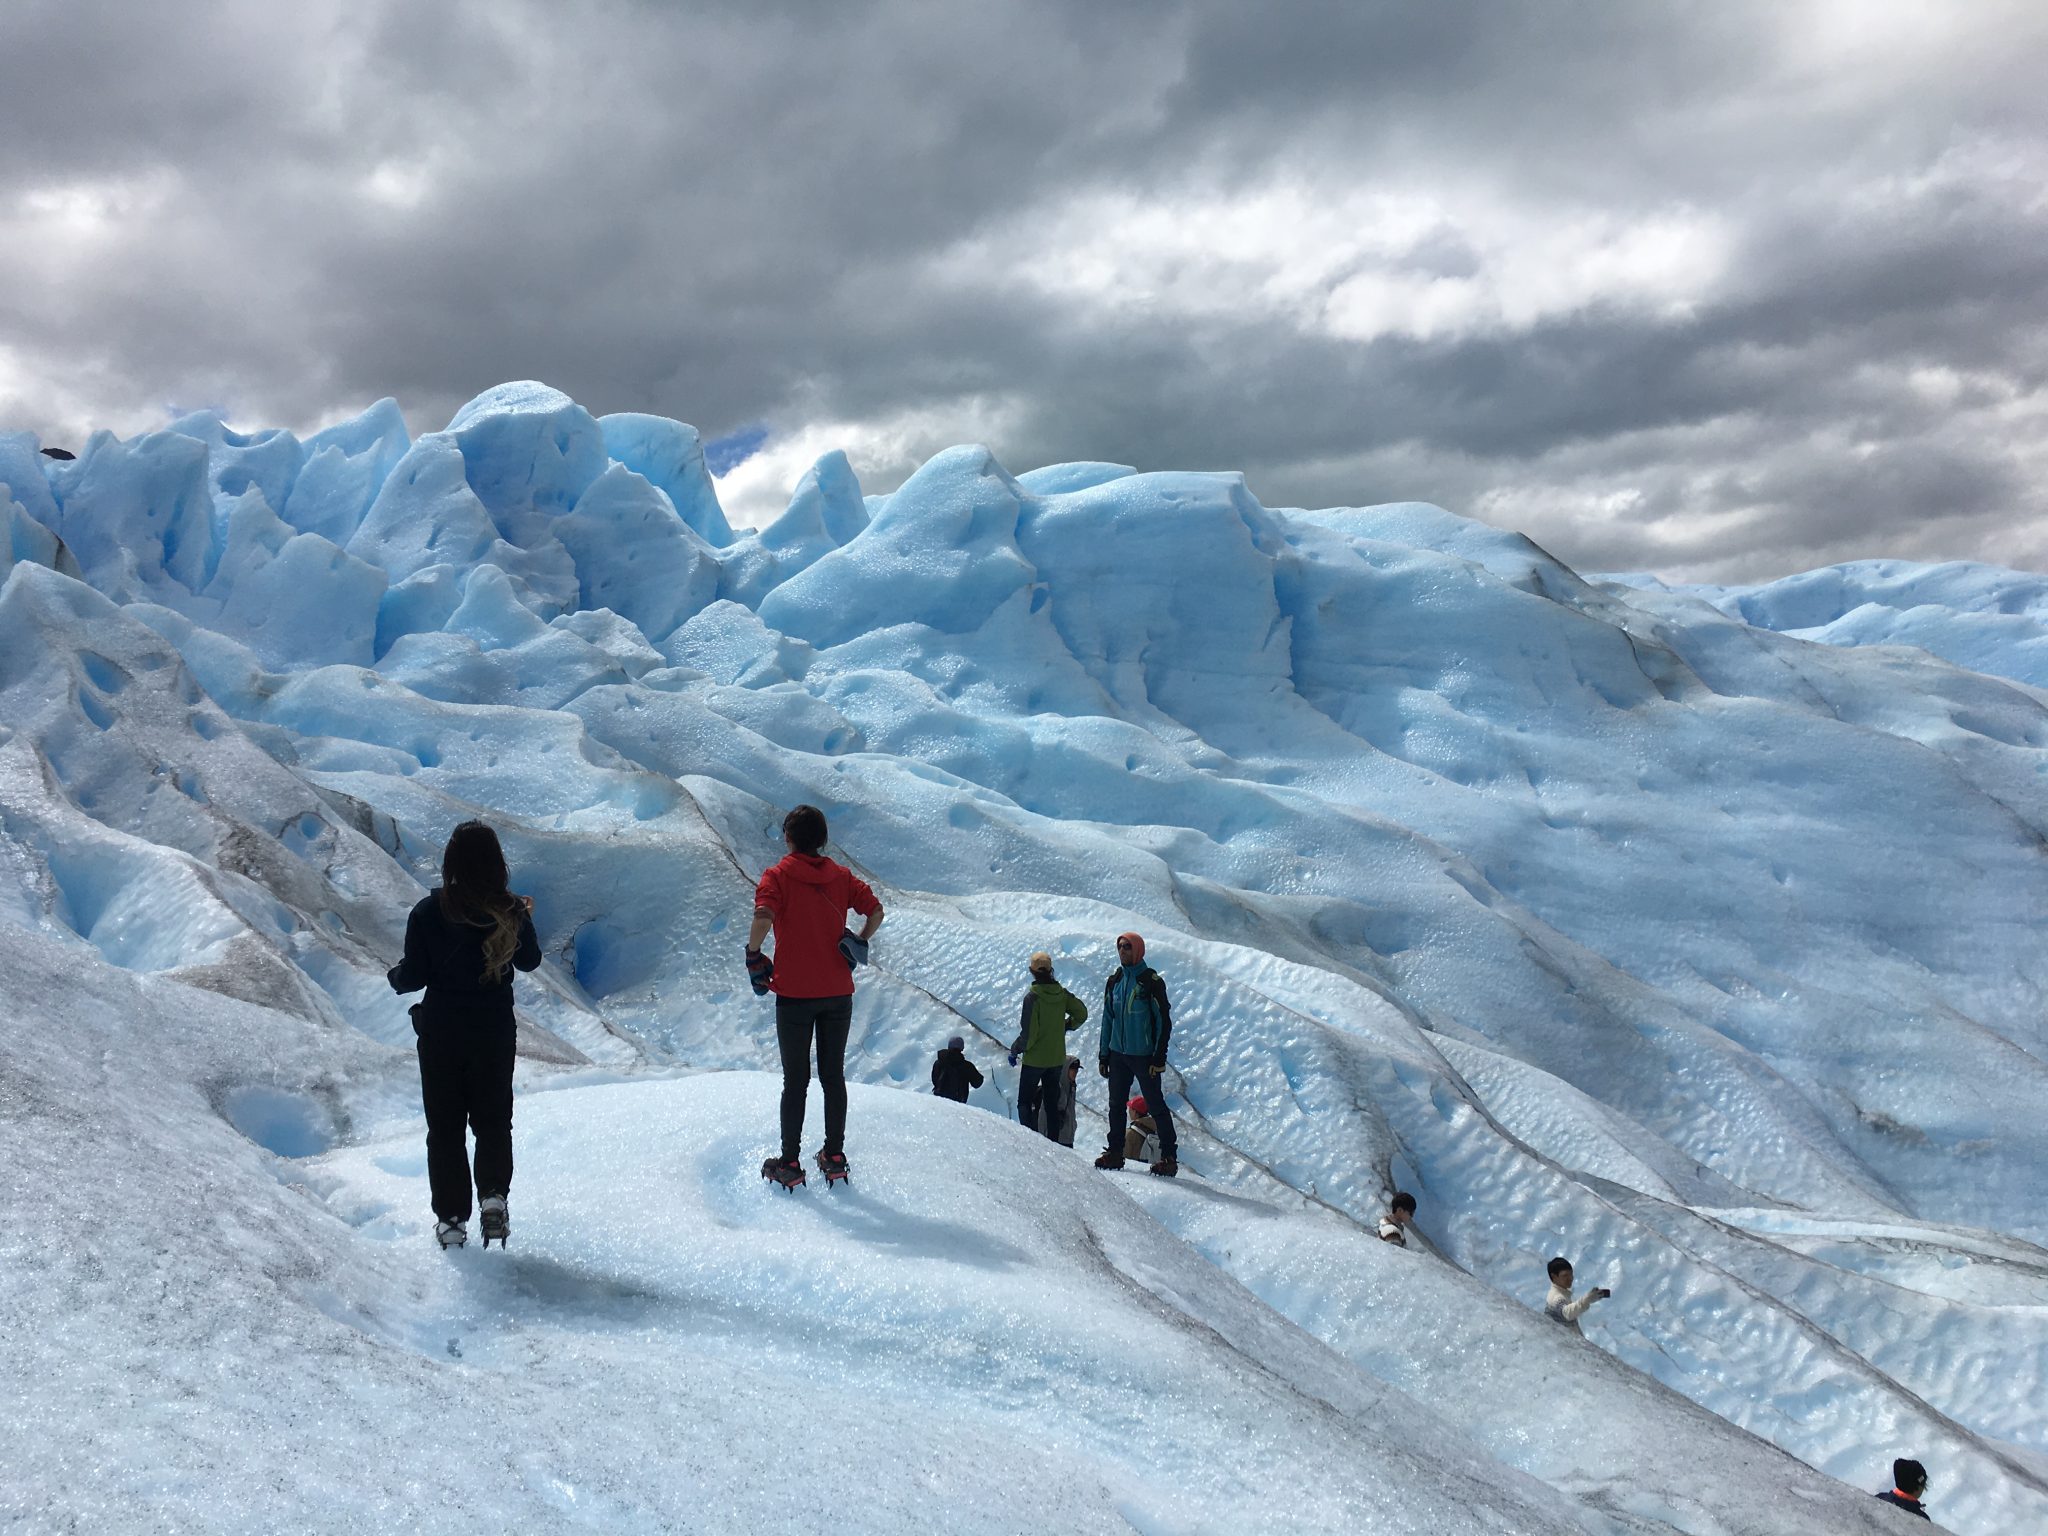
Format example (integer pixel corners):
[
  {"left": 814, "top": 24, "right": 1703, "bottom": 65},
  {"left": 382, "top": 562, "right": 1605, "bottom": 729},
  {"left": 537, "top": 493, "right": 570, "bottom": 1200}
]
[
  {"left": 1009, "top": 951, "right": 1088, "bottom": 1142},
  {"left": 1095, "top": 931, "right": 1177, "bottom": 1178}
]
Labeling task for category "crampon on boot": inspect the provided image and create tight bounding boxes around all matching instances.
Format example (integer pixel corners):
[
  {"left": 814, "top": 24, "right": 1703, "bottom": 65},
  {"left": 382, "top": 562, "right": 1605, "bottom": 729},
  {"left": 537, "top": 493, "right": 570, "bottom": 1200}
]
[
  {"left": 1093, "top": 1149, "right": 1126, "bottom": 1171},
  {"left": 478, "top": 1194, "right": 510, "bottom": 1247},
  {"left": 1149, "top": 1157, "right": 1179, "bottom": 1179},
  {"left": 761, "top": 1156, "right": 806, "bottom": 1191},
  {"left": 815, "top": 1150, "right": 850, "bottom": 1187},
  {"left": 435, "top": 1218, "right": 468, "bottom": 1249}
]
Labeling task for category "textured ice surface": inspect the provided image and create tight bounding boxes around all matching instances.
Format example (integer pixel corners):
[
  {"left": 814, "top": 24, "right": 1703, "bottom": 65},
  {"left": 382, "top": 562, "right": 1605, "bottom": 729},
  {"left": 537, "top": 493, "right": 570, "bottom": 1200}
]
[
  {"left": 1609, "top": 560, "right": 2048, "bottom": 691},
  {"left": 3, "top": 383, "right": 2044, "bottom": 1532}
]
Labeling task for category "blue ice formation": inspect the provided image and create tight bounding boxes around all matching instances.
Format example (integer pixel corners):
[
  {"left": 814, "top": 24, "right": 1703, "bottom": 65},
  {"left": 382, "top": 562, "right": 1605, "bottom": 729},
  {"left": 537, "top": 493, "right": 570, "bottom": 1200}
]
[
  {"left": 1614, "top": 560, "right": 2048, "bottom": 689},
  {"left": 6, "top": 380, "right": 2048, "bottom": 1532}
]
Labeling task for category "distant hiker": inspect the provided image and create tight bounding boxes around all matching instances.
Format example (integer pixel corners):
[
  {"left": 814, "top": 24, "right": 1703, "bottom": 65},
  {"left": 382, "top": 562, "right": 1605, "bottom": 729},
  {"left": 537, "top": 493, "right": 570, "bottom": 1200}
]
[
  {"left": 1379, "top": 1192, "right": 1417, "bottom": 1246},
  {"left": 1094, "top": 932, "right": 1178, "bottom": 1178},
  {"left": 1054, "top": 1056, "right": 1080, "bottom": 1145},
  {"left": 1875, "top": 1459, "right": 1930, "bottom": 1519},
  {"left": 1033, "top": 1055, "right": 1081, "bottom": 1143},
  {"left": 932, "top": 1035, "right": 984, "bottom": 1103},
  {"left": 1544, "top": 1257, "right": 1611, "bottom": 1332},
  {"left": 386, "top": 821, "right": 541, "bottom": 1250},
  {"left": 747, "top": 804, "right": 883, "bottom": 1190},
  {"left": 1124, "top": 1096, "right": 1161, "bottom": 1164},
  {"left": 1009, "top": 951, "right": 1087, "bottom": 1142}
]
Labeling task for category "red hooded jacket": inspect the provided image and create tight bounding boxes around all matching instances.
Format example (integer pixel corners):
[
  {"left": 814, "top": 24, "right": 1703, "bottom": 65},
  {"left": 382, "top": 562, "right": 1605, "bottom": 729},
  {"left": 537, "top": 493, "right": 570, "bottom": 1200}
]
[{"left": 755, "top": 853, "right": 880, "bottom": 999}]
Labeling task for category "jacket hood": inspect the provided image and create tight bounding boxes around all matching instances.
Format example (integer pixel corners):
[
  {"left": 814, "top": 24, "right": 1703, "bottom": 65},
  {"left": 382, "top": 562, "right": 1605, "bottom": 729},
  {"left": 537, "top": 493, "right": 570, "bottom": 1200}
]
[{"left": 777, "top": 852, "right": 843, "bottom": 885}]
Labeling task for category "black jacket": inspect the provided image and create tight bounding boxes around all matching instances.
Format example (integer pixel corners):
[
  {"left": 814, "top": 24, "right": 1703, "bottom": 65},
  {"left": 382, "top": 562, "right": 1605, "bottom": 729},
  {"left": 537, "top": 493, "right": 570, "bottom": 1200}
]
[
  {"left": 931, "top": 1047, "right": 984, "bottom": 1102},
  {"left": 1873, "top": 1491, "right": 1929, "bottom": 1520},
  {"left": 387, "top": 892, "right": 541, "bottom": 1023}
]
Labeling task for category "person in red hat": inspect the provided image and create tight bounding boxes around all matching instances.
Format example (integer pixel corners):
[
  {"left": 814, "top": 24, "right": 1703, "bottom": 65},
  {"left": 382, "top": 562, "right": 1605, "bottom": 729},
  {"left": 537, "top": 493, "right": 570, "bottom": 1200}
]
[
  {"left": 1094, "top": 931, "right": 1178, "bottom": 1177},
  {"left": 1123, "top": 1094, "right": 1162, "bottom": 1164}
]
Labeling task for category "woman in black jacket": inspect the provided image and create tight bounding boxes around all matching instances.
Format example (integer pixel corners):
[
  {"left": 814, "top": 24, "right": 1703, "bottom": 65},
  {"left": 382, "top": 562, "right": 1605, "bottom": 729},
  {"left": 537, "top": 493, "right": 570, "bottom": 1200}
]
[{"left": 387, "top": 821, "right": 541, "bottom": 1249}]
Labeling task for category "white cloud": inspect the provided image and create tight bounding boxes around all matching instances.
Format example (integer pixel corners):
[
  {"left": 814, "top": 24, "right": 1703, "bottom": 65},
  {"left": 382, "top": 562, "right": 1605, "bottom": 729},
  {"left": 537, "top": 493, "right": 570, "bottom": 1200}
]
[
  {"left": 360, "top": 159, "right": 436, "bottom": 211},
  {"left": 712, "top": 397, "right": 1025, "bottom": 530},
  {"left": 935, "top": 181, "right": 1730, "bottom": 345}
]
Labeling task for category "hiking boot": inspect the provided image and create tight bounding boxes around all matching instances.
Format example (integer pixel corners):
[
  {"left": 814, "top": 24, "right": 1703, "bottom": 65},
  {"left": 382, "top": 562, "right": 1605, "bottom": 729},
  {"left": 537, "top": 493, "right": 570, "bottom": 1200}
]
[
  {"left": 1149, "top": 1157, "right": 1179, "bottom": 1179},
  {"left": 1094, "top": 1149, "right": 1126, "bottom": 1171},
  {"left": 478, "top": 1194, "right": 510, "bottom": 1247},
  {"left": 434, "top": 1218, "right": 468, "bottom": 1249}
]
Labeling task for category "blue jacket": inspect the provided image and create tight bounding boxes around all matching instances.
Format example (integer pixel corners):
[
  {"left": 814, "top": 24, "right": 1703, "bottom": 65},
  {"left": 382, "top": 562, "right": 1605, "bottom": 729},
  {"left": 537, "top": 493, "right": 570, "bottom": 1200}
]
[{"left": 1099, "top": 964, "right": 1172, "bottom": 1064}]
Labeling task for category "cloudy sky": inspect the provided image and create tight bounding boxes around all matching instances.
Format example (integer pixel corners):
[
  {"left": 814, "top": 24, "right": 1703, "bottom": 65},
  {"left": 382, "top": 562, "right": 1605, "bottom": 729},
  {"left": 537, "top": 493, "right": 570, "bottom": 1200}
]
[{"left": 3, "top": 1, "right": 2045, "bottom": 580}]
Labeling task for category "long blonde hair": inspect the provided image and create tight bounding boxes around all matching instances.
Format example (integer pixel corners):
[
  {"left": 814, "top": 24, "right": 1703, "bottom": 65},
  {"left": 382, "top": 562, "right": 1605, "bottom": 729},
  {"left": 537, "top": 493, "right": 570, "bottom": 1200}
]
[{"left": 438, "top": 821, "right": 522, "bottom": 982}]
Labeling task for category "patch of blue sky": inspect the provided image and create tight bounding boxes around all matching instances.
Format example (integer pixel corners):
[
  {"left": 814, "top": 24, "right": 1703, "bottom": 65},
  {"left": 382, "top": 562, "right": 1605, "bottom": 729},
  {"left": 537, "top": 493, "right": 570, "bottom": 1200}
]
[{"left": 705, "top": 423, "right": 770, "bottom": 477}]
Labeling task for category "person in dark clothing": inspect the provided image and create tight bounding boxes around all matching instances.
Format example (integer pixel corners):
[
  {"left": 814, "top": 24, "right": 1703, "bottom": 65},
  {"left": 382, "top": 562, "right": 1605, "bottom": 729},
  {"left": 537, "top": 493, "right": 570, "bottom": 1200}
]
[
  {"left": 1874, "top": 1459, "right": 1930, "bottom": 1519},
  {"left": 386, "top": 821, "right": 541, "bottom": 1249},
  {"left": 1009, "top": 951, "right": 1087, "bottom": 1141},
  {"left": 747, "top": 805, "right": 883, "bottom": 1188},
  {"left": 1094, "top": 931, "right": 1178, "bottom": 1178},
  {"left": 932, "top": 1036, "right": 983, "bottom": 1102}
]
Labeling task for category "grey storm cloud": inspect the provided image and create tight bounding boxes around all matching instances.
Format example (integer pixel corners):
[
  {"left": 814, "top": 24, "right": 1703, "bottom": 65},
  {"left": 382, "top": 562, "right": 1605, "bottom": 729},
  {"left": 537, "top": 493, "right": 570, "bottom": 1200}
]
[{"left": 3, "top": 0, "right": 2047, "bottom": 581}]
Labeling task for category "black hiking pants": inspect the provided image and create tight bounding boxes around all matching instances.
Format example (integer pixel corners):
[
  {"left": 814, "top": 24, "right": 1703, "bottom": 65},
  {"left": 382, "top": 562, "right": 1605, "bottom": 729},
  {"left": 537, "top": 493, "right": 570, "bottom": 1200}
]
[
  {"left": 1106, "top": 1052, "right": 1175, "bottom": 1159},
  {"left": 416, "top": 1012, "right": 516, "bottom": 1222},
  {"left": 776, "top": 996, "right": 852, "bottom": 1161},
  {"left": 1019, "top": 1064, "right": 1064, "bottom": 1141}
]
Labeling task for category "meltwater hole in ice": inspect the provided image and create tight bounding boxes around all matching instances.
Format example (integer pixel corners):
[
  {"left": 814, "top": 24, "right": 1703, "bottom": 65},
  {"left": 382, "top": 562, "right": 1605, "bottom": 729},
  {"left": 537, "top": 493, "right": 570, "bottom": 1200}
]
[{"left": 222, "top": 1085, "right": 336, "bottom": 1158}]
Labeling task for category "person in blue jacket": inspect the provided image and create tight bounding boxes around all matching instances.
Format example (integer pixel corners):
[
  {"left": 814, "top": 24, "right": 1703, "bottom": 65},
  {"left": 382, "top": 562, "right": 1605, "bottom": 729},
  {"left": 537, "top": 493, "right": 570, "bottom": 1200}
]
[{"left": 1094, "top": 931, "right": 1177, "bottom": 1178}]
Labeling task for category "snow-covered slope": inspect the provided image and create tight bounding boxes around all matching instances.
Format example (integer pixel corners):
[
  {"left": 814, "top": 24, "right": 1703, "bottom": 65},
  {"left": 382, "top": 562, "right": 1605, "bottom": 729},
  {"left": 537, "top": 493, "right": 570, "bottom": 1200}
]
[
  {"left": 4, "top": 384, "right": 2044, "bottom": 1533},
  {"left": 3, "top": 928, "right": 1604, "bottom": 1535}
]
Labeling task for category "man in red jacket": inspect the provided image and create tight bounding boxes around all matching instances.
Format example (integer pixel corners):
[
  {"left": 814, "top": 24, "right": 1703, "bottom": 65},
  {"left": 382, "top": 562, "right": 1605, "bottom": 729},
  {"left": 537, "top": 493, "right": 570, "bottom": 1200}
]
[{"left": 747, "top": 805, "right": 883, "bottom": 1188}]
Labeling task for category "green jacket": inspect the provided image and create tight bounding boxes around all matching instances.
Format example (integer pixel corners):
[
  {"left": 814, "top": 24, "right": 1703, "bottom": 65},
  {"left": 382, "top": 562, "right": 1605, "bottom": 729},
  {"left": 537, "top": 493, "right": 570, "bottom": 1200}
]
[{"left": 1010, "top": 980, "right": 1088, "bottom": 1067}]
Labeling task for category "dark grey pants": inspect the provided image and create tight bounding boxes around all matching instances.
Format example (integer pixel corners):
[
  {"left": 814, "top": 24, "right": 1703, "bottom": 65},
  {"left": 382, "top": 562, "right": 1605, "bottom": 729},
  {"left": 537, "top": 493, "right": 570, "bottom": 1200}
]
[
  {"left": 1019, "top": 1064, "right": 1064, "bottom": 1140},
  {"left": 775, "top": 996, "right": 852, "bottom": 1160},
  {"left": 1105, "top": 1052, "right": 1175, "bottom": 1158}
]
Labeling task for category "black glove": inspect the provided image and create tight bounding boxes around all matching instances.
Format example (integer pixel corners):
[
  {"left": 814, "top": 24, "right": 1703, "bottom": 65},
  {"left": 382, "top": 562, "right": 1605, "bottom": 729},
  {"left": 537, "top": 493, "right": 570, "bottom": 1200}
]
[
  {"left": 745, "top": 947, "right": 774, "bottom": 997},
  {"left": 1098, "top": 1056, "right": 1111, "bottom": 1078},
  {"left": 838, "top": 930, "right": 870, "bottom": 968},
  {"left": 1594, "top": 1287, "right": 1612, "bottom": 1301}
]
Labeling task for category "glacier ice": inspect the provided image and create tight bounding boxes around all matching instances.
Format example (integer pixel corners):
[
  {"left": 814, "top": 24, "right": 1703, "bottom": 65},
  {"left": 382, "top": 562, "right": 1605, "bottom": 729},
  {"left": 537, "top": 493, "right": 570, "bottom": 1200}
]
[{"left": 2, "top": 380, "right": 2045, "bottom": 1533}]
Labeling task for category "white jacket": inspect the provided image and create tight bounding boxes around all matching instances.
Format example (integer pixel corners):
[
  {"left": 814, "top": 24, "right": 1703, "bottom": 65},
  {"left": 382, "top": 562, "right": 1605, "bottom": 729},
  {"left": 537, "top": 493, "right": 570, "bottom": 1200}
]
[
  {"left": 1377, "top": 1215, "right": 1407, "bottom": 1246},
  {"left": 1545, "top": 1282, "right": 1600, "bottom": 1331}
]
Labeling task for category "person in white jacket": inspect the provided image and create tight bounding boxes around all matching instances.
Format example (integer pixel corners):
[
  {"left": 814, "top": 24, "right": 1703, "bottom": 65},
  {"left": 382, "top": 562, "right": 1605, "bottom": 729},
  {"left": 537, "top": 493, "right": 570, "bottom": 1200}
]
[
  {"left": 1544, "top": 1256, "right": 1610, "bottom": 1332},
  {"left": 1378, "top": 1191, "right": 1417, "bottom": 1246}
]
